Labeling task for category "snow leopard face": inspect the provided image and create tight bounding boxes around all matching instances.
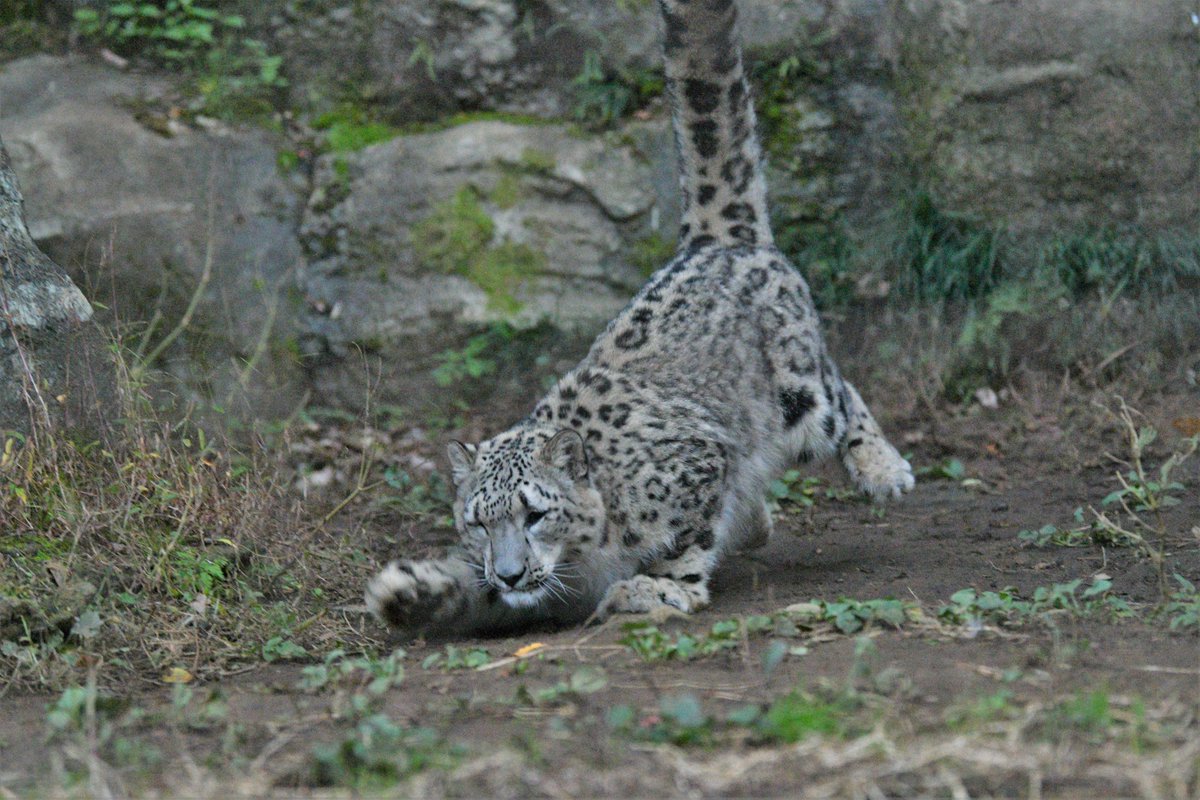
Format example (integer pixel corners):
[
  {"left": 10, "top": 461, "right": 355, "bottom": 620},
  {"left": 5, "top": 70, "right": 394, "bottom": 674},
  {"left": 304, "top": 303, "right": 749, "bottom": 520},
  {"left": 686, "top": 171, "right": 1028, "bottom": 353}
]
[{"left": 446, "top": 428, "right": 606, "bottom": 608}]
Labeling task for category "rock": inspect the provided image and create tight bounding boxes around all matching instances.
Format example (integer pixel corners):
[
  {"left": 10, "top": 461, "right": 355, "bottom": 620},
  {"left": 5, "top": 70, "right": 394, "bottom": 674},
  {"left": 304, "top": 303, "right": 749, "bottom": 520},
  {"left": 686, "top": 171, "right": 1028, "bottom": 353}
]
[
  {"left": 0, "top": 131, "right": 115, "bottom": 436},
  {"left": 259, "top": 0, "right": 838, "bottom": 119},
  {"left": 0, "top": 55, "right": 306, "bottom": 419},
  {"left": 298, "top": 119, "right": 663, "bottom": 407},
  {"left": 0, "top": 580, "right": 97, "bottom": 642},
  {"left": 889, "top": 0, "right": 1200, "bottom": 235}
]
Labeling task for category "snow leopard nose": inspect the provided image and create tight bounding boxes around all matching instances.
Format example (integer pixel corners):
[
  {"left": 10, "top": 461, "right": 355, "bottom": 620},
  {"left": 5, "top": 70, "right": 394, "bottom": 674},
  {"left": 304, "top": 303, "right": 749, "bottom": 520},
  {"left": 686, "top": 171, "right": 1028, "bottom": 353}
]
[{"left": 496, "top": 566, "right": 526, "bottom": 588}]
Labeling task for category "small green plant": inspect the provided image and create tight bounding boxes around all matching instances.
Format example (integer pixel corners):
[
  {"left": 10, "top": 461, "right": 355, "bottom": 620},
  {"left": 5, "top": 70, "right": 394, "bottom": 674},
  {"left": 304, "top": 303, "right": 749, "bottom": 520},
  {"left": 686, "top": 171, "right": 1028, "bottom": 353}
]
[
  {"left": 946, "top": 689, "right": 1016, "bottom": 728},
  {"left": 431, "top": 323, "right": 519, "bottom": 387},
  {"left": 893, "top": 191, "right": 1003, "bottom": 304},
  {"left": 262, "top": 636, "right": 307, "bottom": 662},
  {"left": 313, "top": 106, "right": 400, "bottom": 154},
  {"left": 380, "top": 468, "right": 453, "bottom": 520},
  {"left": 1040, "top": 228, "right": 1200, "bottom": 297},
  {"left": 1162, "top": 574, "right": 1199, "bottom": 631},
  {"left": 629, "top": 233, "right": 677, "bottom": 277},
  {"left": 1018, "top": 507, "right": 1143, "bottom": 549},
  {"left": 421, "top": 645, "right": 490, "bottom": 671},
  {"left": 916, "top": 457, "right": 965, "bottom": 481},
  {"left": 741, "top": 689, "right": 850, "bottom": 743},
  {"left": 1040, "top": 689, "right": 1114, "bottom": 743},
  {"left": 939, "top": 577, "right": 1134, "bottom": 627},
  {"left": 73, "top": 1, "right": 287, "bottom": 121},
  {"left": 74, "top": 0, "right": 245, "bottom": 63},
  {"left": 299, "top": 649, "right": 407, "bottom": 695},
  {"left": 621, "top": 615, "right": 775, "bottom": 662},
  {"left": 766, "top": 471, "right": 855, "bottom": 512},
  {"left": 311, "top": 714, "right": 456, "bottom": 789},
  {"left": 608, "top": 693, "right": 713, "bottom": 746},
  {"left": 1089, "top": 401, "right": 1198, "bottom": 600},
  {"left": 571, "top": 50, "right": 663, "bottom": 127},
  {"left": 517, "top": 665, "right": 609, "bottom": 705}
]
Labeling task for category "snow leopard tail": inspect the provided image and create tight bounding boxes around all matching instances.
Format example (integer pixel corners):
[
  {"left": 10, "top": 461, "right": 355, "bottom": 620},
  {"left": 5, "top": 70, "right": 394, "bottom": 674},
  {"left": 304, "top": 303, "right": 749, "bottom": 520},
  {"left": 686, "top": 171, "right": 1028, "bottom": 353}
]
[{"left": 658, "top": 0, "right": 774, "bottom": 251}]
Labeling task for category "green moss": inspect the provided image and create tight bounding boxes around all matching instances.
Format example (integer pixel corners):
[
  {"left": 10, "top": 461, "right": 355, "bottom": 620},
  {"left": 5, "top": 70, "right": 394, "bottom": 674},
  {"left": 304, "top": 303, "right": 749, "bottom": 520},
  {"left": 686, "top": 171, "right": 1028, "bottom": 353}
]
[
  {"left": 518, "top": 148, "right": 556, "bottom": 173},
  {"left": 630, "top": 233, "right": 677, "bottom": 277},
  {"left": 469, "top": 242, "right": 546, "bottom": 315},
  {"left": 314, "top": 106, "right": 400, "bottom": 153},
  {"left": 0, "top": 533, "right": 70, "bottom": 564},
  {"left": 410, "top": 187, "right": 545, "bottom": 313},
  {"left": 411, "top": 187, "right": 496, "bottom": 275},
  {"left": 491, "top": 172, "right": 524, "bottom": 210}
]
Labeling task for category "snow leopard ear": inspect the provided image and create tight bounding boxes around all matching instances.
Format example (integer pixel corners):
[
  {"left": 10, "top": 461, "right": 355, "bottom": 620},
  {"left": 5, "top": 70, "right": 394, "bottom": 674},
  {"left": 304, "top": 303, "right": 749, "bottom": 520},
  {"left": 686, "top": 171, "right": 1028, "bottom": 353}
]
[
  {"left": 446, "top": 441, "right": 477, "bottom": 486},
  {"left": 541, "top": 429, "right": 588, "bottom": 480}
]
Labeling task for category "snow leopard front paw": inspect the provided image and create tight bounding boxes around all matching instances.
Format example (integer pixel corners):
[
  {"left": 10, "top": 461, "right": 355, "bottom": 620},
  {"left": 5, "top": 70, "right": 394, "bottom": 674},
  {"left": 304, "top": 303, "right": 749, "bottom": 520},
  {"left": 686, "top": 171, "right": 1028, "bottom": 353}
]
[
  {"left": 365, "top": 559, "right": 464, "bottom": 633},
  {"left": 844, "top": 436, "right": 915, "bottom": 501},
  {"left": 594, "top": 575, "right": 706, "bottom": 621}
]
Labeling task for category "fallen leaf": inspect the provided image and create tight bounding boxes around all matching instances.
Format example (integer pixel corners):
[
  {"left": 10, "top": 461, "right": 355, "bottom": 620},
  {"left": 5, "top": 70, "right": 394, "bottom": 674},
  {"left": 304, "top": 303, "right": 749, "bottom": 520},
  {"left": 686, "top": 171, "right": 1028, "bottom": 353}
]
[
  {"left": 162, "top": 667, "right": 193, "bottom": 684},
  {"left": 513, "top": 642, "right": 546, "bottom": 658},
  {"left": 1171, "top": 417, "right": 1200, "bottom": 436}
]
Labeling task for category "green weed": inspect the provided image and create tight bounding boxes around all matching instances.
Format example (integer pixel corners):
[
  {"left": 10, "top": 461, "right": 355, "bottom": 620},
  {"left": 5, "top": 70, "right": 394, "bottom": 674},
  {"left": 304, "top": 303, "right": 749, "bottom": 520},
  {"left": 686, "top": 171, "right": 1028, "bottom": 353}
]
[
  {"left": 766, "top": 471, "right": 857, "bottom": 513},
  {"left": 1162, "top": 574, "right": 1199, "bottom": 631},
  {"left": 313, "top": 105, "right": 400, "bottom": 153},
  {"left": 571, "top": 50, "right": 663, "bottom": 128},
  {"left": 73, "top": 1, "right": 286, "bottom": 122},
  {"left": 629, "top": 233, "right": 677, "bottom": 277},
  {"left": 311, "top": 714, "right": 457, "bottom": 790},
  {"left": 1041, "top": 228, "right": 1200, "bottom": 297},
  {"left": 421, "top": 645, "right": 491, "bottom": 671},
  {"left": 893, "top": 191, "right": 1003, "bottom": 304},
  {"left": 939, "top": 577, "right": 1135, "bottom": 628},
  {"left": 299, "top": 649, "right": 406, "bottom": 695},
  {"left": 1018, "top": 507, "right": 1143, "bottom": 550},
  {"left": 622, "top": 600, "right": 910, "bottom": 663}
]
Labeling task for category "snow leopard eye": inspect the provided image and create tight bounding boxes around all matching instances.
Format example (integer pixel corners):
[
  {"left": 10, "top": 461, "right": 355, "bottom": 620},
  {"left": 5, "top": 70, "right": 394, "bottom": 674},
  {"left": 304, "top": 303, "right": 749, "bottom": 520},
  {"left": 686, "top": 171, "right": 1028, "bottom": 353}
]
[{"left": 524, "top": 509, "right": 546, "bottom": 528}]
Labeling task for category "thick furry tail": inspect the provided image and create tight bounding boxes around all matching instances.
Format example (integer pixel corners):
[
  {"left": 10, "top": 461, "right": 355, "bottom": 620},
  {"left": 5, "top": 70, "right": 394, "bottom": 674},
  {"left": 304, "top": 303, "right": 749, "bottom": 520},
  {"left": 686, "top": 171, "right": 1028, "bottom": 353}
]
[{"left": 658, "top": 0, "right": 773, "bottom": 251}]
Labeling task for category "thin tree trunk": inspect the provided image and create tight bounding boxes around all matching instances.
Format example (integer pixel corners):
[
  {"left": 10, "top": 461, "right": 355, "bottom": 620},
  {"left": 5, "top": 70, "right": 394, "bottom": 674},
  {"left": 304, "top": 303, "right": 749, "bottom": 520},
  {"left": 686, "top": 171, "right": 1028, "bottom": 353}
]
[{"left": 0, "top": 133, "right": 114, "bottom": 437}]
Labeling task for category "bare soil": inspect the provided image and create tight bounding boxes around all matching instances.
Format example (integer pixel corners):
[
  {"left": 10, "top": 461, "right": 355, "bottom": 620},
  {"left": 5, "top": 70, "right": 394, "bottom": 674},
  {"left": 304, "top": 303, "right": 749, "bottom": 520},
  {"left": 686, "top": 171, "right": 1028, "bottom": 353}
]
[{"left": 1, "top": 382, "right": 1197, "bottom": 798}]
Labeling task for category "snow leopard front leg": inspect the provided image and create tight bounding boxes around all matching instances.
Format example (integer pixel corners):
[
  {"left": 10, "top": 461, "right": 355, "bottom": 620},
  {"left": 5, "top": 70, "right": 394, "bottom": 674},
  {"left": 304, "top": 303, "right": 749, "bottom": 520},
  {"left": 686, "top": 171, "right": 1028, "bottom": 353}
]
[
  {"left": 365, "top": 556, "right": 544, "bottom": 637},
  {"left": 596, "top": 541, "right": 715, "bottom": 618}
]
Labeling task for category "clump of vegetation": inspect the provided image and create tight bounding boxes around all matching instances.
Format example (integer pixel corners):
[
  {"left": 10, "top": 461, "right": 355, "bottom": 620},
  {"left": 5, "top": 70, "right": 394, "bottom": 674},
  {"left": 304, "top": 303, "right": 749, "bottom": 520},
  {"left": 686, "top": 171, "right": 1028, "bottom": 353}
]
[
  {"left": 1041, "top": 227, "right": 1200, "bottom": 297},
  {"left": 73, "top": 0, "right": 286, "bottom": 121},
  {"left": 410, "top": 186, "right": 546, "bottom": 314},
  {"left": 311, "top": 714, "right": 457, "bottom": 790},
  {"left": 893, "top": 191, "right": 1004, "bottom": 303},
  {"left": 571, "top": 50, "right": 663, "bottom": 128},
  {"left": 1, "top": 0, "right": 68, "bottom": 58},
  {"left": 313, "top": 105, "right": 400, "bottom": 153},
  {"left": 0, "top": 362, "right": 345, "bottom": 691},
  {"left": 938, "top": 577, "right": 1134, "bottom": 627},
  {"left": 621, "top": 599, "right": 910, "bottom": 664}
]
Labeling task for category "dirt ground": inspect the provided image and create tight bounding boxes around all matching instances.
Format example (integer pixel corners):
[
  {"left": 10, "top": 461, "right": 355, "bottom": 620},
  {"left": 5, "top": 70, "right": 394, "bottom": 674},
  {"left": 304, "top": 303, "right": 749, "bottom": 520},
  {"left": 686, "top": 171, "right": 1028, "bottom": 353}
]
[{"left": 1, "top": 379, "right": 1197, "bottom": 798}]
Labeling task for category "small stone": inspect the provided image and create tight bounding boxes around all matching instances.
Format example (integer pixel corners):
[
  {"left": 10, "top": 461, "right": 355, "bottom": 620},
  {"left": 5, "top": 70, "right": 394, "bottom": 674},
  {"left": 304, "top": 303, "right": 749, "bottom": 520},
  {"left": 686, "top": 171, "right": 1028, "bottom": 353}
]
[{"left": 974, "top": 387, "right": 999, "bottom": 409}]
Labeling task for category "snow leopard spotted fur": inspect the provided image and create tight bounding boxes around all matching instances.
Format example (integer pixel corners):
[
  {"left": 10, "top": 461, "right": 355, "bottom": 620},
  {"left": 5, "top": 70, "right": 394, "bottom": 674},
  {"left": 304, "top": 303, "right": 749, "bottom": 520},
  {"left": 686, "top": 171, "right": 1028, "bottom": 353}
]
[{"left": 365, "top": 0, "right": 914, "bottom": 636}]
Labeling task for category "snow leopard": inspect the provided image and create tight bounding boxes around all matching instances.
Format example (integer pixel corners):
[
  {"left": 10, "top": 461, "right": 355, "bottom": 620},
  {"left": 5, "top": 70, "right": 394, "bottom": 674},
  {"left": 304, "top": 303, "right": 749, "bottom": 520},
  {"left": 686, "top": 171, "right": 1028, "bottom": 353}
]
[{"left": 365, "top": 0, "right": 914, "bottom": 636}]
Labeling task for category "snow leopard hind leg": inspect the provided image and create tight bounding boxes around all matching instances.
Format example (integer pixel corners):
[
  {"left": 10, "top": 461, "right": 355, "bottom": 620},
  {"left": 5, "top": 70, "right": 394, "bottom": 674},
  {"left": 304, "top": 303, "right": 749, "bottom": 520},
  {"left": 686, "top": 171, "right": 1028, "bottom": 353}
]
[{"left": 763, "top": 294, "right": 914, "bottom": 500}]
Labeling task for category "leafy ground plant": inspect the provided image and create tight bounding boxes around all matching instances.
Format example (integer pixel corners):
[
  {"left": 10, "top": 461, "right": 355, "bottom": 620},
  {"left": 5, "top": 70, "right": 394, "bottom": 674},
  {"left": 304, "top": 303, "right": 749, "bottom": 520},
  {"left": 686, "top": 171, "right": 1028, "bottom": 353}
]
[{"left": 938, "top": 577, "right": 1134, "bottom": 628}]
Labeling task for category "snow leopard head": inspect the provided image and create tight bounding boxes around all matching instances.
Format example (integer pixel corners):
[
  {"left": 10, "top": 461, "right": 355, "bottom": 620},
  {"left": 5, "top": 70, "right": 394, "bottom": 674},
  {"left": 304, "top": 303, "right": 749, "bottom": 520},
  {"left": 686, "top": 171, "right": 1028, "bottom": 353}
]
[{"left": 446, "top": 427, "right": 605, "bottom": 607}]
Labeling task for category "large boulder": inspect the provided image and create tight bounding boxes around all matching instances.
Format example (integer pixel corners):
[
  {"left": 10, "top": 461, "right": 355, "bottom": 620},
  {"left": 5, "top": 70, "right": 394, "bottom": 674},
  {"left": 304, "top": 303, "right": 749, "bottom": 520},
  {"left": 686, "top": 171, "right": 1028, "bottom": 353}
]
[
  {"left": 888, "top": 0, "right": 1200, "bottom": 235},
  {"left": 0, "top": 55, "right": 306, "bottom": 418},
  {"left": 297, "top": 119, "right": 665, "bottom": 406},
  {"left": 259, "top": 0, "right": 841, "bottom": 118}
]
